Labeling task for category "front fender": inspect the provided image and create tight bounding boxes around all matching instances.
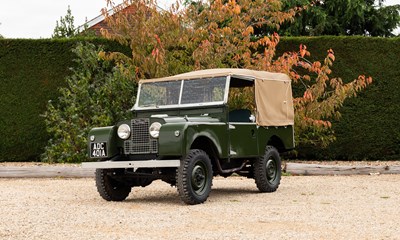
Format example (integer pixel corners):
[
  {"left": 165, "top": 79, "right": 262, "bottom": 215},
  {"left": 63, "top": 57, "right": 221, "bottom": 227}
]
[
  {"left": 184, "top": 124, "right": 227, "bottom": 157},
  {"left": 158, "top": 122, "right": 227, "bottom": 158},
  {"left": 88, "top": 126, "right": 121, "bottom": 159},
  {"left": 158, "top": 123, "right": 187, "bottom": 156}
]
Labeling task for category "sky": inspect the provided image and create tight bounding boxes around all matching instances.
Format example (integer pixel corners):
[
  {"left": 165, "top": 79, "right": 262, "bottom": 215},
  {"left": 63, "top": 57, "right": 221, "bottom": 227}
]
[
  {"left": 0, "top": 0, "right": 175, "bottom": 38},
  {"left": 0, "top": 0, "right": 399, "bottom": 38}
]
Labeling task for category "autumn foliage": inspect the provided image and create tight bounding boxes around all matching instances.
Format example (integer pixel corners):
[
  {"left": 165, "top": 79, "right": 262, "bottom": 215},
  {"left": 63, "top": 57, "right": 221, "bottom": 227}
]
[{"left": 101, "top": 0, "right": 372, "bottom": 148}]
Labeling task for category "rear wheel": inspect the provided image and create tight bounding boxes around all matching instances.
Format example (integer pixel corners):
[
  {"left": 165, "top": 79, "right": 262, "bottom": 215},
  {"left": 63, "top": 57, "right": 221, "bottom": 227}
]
[
  {"left": 95, "top": 168, "right": 131, "bottom": 201},
  {"left": 176, "top": 149, "right": 213, "bottom": 205},
  {"left": 254, "top": 146, "right": 281, "bottom": 192}
]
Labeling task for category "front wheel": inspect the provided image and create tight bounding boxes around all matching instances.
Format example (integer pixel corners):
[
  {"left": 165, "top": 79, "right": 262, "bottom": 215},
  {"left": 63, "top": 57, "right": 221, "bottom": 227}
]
[
  {"left": 95, "top": 168, "right": 131, "bottom": 201},
  {"left": 176, "top": 149, "right": 213, "bottom": 205},
  {"left": 254, "top": 146, "right": 281, "bottom": 192}
]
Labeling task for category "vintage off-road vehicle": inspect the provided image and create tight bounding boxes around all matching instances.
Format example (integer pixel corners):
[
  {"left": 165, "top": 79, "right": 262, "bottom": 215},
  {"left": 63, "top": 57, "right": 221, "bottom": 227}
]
[{"left": 83, "top": 68, "right": 295, "bottom": 205}]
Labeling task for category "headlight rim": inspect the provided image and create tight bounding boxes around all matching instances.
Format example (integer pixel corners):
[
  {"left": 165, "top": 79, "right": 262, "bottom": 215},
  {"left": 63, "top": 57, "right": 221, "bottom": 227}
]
[{"left": 117, "top": 124, "right": 131, "bottom": 140}]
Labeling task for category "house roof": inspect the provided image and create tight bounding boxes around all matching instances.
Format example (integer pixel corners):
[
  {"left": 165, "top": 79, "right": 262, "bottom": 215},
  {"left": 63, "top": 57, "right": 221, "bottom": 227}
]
[
  {"left": 84, "top": 7, "right": 114, "bottom": 30},
  {"left": 78, "top": 3, "right": 166, "bottom": 32}
]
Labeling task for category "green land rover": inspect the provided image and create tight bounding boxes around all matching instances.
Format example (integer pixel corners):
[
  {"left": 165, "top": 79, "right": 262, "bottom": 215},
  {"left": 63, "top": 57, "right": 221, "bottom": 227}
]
[{"left": 82, "top": 68, "right": 295, "bottom": 205}]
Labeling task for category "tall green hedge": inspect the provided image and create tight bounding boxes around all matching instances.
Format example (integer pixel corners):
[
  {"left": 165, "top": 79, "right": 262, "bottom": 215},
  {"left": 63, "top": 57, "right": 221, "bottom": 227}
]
[
  {"left": 0, "top": 38, "right": 129, "bottom": 162},
  {"left": 278, "top": 37, "right": 400, "bottom": 160},
  {"left": 0, "top": 37, "right": 399, "bottom": 161}
]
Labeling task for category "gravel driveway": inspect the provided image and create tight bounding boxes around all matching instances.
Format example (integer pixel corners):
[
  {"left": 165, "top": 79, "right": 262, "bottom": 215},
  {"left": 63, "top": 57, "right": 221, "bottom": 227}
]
[{"left": 1, "top": 175, "right": 399, "bottom": 240}]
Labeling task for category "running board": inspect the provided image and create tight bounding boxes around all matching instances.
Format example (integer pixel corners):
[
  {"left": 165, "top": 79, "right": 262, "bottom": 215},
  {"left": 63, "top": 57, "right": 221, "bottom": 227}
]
[{"left": 82, "top": 160, "right": 180, "bottom": 171}]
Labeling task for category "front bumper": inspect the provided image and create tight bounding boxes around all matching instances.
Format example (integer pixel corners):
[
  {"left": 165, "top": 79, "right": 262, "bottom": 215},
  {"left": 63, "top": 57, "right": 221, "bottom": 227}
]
[{"left": 82, "top": 159, "right": 180, "bottom": 171}]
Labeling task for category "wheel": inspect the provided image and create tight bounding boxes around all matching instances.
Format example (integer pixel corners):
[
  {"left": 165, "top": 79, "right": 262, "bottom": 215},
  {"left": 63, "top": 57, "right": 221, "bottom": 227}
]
[
  {"left": 254, "top": 146, "right": 281, "bottom": 192},
  {"left": 176, "top": 149, "right": 213, "bottom": 205},
  {"left": 95, "top": 168, "right": 131, "bottom": 201}
]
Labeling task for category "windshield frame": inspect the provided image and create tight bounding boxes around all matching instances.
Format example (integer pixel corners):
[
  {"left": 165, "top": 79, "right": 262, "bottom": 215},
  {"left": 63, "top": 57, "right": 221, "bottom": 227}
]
[{"left": 133, "top": 76, "right": 231, "bottom": 110}]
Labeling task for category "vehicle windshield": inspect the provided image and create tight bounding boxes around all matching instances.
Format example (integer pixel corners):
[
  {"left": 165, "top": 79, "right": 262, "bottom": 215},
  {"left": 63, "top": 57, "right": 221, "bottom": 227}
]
[{"left": 136, "top": 77, "right": 227, "bottom": 108}]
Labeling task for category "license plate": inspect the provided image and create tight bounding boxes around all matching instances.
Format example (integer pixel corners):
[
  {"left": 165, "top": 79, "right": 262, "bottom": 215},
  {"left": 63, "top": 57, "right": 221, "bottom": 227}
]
[{"left": 90, "top": 142, "right": 108, "bottom": 158}]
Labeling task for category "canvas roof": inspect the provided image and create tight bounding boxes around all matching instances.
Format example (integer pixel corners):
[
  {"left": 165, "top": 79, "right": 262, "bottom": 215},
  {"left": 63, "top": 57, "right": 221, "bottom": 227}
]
[
  {"left": 139, "top": 68, "right": 291, "bottom": 83},
  {"left": 140, "top": 68, "right": 294, "bottom": 127}
]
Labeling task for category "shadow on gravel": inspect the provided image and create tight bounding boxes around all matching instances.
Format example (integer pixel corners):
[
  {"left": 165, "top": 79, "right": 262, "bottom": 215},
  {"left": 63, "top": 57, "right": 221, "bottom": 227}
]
[
  {"left": 124, "top": 192, "right": 182, "bottom": 205},
  {"left": 211, "top": 187, "right": 258, "bottom": 196},
  {"left": 122, "top": 187, "right": 259, "bottom": 205},
  {"left": 209, "top": 187, "right": 259, "bottom": 201}
]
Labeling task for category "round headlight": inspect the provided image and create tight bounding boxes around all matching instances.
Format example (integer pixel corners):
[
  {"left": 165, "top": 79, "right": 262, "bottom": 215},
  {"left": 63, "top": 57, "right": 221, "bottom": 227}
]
[
  {"left": 117, "top": 124, "right": 131, "bottom": 140},
  {"left": 149, "top": 122, "right": 162, "bottom": 138}
]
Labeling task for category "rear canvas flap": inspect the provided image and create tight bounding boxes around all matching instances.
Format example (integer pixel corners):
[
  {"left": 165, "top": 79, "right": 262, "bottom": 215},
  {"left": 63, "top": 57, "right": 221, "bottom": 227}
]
[{"left": 255, "top": 77, "right": 294, "bottom": 126}]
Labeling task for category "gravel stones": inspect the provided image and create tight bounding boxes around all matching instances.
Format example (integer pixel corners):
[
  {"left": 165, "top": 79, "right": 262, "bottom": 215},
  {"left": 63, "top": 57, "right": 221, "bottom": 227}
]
[{"left": 1, "top": 175, "right": 399, "bottom": 239}]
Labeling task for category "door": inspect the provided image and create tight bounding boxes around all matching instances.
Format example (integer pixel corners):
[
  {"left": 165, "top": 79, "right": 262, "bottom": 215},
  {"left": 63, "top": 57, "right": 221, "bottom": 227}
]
[{"left": 229, "top": 123, "right": 259, "bottom": 158}]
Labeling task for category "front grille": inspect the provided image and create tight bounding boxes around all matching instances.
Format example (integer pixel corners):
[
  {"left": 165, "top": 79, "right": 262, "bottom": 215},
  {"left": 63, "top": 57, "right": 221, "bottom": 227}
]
[{"left": 124, "top": 119, "right": 158, "bottom": 154}]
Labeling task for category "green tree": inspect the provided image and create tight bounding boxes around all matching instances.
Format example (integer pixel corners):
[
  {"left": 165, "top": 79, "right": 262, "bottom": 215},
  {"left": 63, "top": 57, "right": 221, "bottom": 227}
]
[
  {"left": 278, "top": 0, "right": 400, "bottom": 37},
  {"left": 52, "top": 5, "right": 78, "bottom": 38},
  {"left": 42, "top": 42, "right": 136, "bottom": 163}
]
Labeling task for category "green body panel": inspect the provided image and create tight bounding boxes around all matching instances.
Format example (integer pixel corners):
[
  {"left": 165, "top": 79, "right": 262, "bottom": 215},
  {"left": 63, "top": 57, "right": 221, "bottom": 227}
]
[
  {"left": 229, "top": 123, "right": 259, "bottom": 157},
  {"left": 158, "top": 116, "right": 228, "bottom": 158},
  {"left": 87, "top": 107, "right": 294, "bottom": 160},
  {"left": 182, "top": 122, "right": 228, "bottom": 157},
  {"left": 88, "top": 126, "right": 120, "bottom": 158},
  {"left": 156, "top": 111, "right": 294, "bottom": 158},
  {"left": 257, "top": 125, "right": 295, "bottom": 152},
  {"left": 158, "top": 122, "right": 185, "bottom": 156}
]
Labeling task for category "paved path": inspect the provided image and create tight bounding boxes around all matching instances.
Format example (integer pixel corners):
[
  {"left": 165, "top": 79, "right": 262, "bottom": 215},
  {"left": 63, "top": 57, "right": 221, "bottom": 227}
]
[
  {"left": 1, "top": 162, "right": 400, "bottom": 178},
  {"left": 0, "top": 166, "right": 94, "bottom": 178}
]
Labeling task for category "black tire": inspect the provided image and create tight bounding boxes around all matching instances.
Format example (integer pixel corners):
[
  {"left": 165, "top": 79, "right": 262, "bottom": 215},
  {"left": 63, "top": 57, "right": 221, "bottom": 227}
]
[
  {"left": 176, "top": 149, "right": 213, "bottom": 205},
  {"left": 95, "top": 168, "right": 131, "bottom": 201},
  {"left": 254, "top": 146, "right": 281, "bottom": 192}
]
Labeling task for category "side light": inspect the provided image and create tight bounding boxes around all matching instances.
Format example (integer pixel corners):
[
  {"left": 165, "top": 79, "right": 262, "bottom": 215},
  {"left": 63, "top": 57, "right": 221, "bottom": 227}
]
[{"left": 174, "top": 130, "right": 180, "bottom": 137}]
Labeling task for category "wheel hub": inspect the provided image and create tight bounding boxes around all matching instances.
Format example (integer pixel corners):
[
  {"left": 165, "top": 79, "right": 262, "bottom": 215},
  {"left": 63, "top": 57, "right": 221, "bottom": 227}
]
[
  {"left": 266, "top": 158, "right": 277, "bottom": 181},
  {"left": 192, "top": 165, "right": 206, "bottom": 190}
]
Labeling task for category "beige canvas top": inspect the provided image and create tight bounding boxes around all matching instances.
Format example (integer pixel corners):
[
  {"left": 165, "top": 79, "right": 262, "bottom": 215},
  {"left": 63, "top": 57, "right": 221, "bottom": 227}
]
[
  {"left": 254, "top": 77, "right": 294, "bottom": 126},
  {"left": 140, "top": 68, "right": 294, "bottom": 127},
  {"left": 139, "top": 68, "right": 291, "bottom": 83}
]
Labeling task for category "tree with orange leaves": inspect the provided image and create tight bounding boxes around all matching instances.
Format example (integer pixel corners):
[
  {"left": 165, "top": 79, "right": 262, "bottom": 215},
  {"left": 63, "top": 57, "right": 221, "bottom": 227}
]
[{"left": 101, "top": 0, "right": 372, "bottom": 149}]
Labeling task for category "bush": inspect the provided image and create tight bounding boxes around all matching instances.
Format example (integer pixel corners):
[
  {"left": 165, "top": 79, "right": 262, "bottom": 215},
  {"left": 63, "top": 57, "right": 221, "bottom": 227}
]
[
  {"left": 0, "top": 38, "right": 130, "bottom": 162},
  {"left": 42, "top": 42, "right": 136, "bottom": 163}
]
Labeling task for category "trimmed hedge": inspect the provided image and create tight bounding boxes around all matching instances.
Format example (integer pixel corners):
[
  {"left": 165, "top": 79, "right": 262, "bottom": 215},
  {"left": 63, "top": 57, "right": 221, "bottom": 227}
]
[
  {"left": 0, "top": 38, "right": 129, "bottom": 162},
  {"left": 278, "top": 36, "right": 400, "bottom": 160},
  {"left": 0, "top": 37, "right": 399, "bottom": 161}
]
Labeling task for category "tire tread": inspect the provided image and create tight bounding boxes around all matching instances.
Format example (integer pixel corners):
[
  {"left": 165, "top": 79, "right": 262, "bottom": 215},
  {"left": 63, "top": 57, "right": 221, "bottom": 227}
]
[
  {"left": 254, "top": 146, "right": 281, "bottom": 192},
  {"left": 95, "top": 169, "right": 131, "bottom": 201},
  {"left": 176, "top": 149, "right": 213, "bottom": 205}
]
